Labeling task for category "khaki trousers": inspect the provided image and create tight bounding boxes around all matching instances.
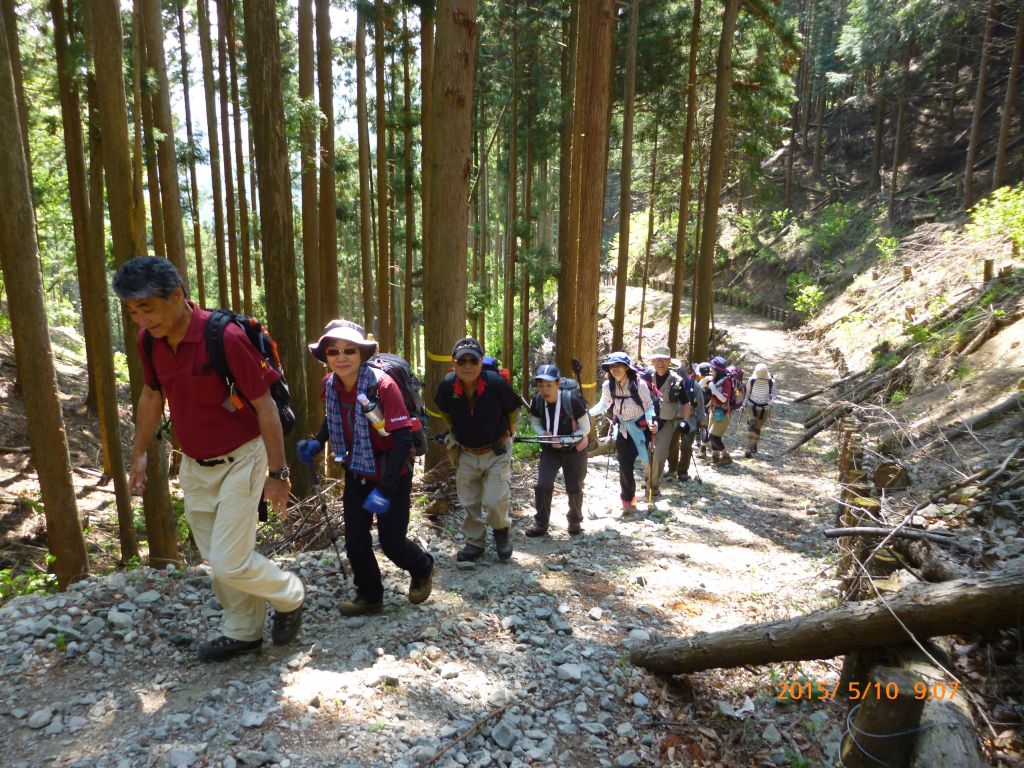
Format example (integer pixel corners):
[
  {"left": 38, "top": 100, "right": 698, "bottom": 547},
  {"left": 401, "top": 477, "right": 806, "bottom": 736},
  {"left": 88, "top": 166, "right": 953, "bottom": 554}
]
[
  {"left": 650, "top": 418, "right": 679, "bottom": 489},
  {"left": 180, "top": 437, "right": 304, "bottom": 642},
  {"left": 456, "top": 443, "right": 512, "bottom": 548}
]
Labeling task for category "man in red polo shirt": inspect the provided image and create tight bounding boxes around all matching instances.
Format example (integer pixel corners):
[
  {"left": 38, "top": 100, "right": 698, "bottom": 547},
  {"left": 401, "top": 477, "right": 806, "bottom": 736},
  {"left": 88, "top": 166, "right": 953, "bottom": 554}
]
[{"left": 113, "top": 256, "right": 304, "bottom": 663}]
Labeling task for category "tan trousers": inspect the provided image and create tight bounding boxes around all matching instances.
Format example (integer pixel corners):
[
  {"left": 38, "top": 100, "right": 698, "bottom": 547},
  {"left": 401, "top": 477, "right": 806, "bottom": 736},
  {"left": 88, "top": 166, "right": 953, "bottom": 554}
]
[
  {"left": 456, "top": 442, "right": 512, "bottom": 548},
  {"left": 180, "top": 437, "right": 304, "bottom": 642},
  {"left": 650, "top": 418, "right": 679, "bottom": 489}
]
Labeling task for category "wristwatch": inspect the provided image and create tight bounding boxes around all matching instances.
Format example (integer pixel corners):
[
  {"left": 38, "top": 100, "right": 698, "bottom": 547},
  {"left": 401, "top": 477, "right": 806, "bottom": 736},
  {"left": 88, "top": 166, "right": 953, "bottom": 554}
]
[{"left": 268, "top": 467, "right": 290, "bottom": 481}]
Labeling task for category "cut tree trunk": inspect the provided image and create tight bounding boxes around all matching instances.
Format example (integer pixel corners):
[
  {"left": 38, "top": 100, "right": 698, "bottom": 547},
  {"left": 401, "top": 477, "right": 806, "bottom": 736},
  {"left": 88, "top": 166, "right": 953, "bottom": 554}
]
[{"left": 630, "top": 560, "right": 1024, "bottom": 675}]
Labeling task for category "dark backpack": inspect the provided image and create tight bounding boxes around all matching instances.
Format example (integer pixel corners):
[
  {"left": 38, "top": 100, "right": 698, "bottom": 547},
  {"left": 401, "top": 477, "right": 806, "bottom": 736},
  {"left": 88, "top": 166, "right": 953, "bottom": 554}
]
[
  {"left": 143, "top": 309, "right": 295, "bottom": 435},
  {"left": 726, "top": 365, "right": 746, "bottom": 411},
  {"left": 366, "top": 352, "right": 428, "bottom": 457}
]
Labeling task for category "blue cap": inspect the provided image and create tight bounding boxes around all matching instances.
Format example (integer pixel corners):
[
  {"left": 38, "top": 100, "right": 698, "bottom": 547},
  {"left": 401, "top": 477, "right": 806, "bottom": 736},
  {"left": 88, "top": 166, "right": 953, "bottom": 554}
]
[{"left": 533, "top": 364, "right": 560, "bottom": 382}]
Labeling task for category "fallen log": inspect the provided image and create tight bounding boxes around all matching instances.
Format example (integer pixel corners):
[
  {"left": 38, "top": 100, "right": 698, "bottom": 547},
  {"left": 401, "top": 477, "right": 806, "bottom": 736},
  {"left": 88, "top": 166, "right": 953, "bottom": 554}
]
[
  {"left": 630, "top": 560, "right": 1024, "bottom": 676},
  {"left": 823, "top": 526, "right": 971, "bottom": 551},
  {"left": 959, "top": 391, "right": 1024, "bottom": 433},
  {"left": 791, "top": 368, "right": 870, "bottom": 405}
]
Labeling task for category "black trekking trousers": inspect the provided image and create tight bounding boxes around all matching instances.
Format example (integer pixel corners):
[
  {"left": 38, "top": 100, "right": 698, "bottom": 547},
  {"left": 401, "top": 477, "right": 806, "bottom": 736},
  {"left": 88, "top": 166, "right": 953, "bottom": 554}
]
[
  {"left": 343, "top": 470, "right": 432, "bottom": 603},
  {"left": 616, "top": 430, "right": 639, "bottom": 503}
]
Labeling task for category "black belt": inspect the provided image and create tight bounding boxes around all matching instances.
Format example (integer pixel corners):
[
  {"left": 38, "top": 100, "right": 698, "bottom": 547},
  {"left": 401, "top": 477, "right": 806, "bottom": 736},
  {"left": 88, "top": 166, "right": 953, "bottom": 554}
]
[{"left": 196, "top": 455, "right": 234, "bottom": 467}]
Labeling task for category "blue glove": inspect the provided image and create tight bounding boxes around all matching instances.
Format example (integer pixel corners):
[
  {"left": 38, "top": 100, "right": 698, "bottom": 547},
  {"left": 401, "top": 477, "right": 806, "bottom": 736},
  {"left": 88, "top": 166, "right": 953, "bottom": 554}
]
[
  {"left": 296, "top": 439, "right": 323, "bottom": 466},
  {"left": 363, "top": 488, "right": 391, "bottom": 515}
]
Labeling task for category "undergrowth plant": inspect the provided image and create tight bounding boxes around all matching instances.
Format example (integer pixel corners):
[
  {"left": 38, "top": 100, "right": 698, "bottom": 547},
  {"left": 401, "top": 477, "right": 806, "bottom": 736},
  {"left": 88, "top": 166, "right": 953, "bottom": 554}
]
[{"left": 967, "top": 183, "right": 1024, "bottom": 253}]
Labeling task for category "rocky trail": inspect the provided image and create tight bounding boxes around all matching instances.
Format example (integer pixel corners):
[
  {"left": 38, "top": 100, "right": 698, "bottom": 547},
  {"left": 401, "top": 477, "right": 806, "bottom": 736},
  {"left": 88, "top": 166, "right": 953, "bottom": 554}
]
[{"left": 0, "top": 297, "right": 850, "bottom": 768}]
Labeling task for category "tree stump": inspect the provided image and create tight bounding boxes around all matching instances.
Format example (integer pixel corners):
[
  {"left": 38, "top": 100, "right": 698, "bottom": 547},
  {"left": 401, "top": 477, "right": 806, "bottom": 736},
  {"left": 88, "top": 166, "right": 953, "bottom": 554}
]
[
  {"left": 840, "top": 666, "right": 926, "bottom": 768},
  {"left": 903, "top": 265, "right": 913, "bottom": 282},
  {"left": 983, "top": 258, "right": 994, "bottom": 283}
]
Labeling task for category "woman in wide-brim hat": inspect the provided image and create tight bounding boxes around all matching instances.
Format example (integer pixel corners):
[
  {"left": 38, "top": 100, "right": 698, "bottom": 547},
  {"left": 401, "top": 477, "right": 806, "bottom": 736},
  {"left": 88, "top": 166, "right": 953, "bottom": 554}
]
[{"left": 297, "top": 320, "right": 435, "bottom": 616}]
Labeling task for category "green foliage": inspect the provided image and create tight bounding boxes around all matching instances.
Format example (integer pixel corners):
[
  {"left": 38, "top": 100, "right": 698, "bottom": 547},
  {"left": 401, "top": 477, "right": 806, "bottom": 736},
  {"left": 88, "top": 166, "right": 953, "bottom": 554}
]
[
  {"left": 890, "top": 390, "right": 906, "bottom": 405},
  {"left": 967, "top": 183, "right": 1024, "bottom": 253},
  {"left": 0, "top": 567, "right": 57, "bottom": 603},
  {"left": 793, "top": 284, "right": 825, "bottom": 316},
  {"left": 808, "top": 202, "right": 856, "bottom": 256},
  {"left": 876, "top": 236, "right": 899, "bottom": 262}
]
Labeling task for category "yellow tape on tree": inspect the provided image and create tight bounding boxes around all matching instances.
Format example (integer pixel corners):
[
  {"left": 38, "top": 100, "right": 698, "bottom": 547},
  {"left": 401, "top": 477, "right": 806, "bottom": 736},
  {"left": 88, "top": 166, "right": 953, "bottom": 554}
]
[
  {"left": 423, "top": 405, "right": 446, "bottom": 418},
  {"left": 427, "top": 351, "right": 451, "bottom": 362}
]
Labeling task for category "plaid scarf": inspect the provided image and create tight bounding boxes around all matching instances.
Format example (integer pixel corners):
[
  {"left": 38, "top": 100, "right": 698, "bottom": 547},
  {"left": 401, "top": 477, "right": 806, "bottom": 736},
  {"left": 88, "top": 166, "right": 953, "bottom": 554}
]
[{"left": 324, "top": 366, "right": 378, "bottom": 476}]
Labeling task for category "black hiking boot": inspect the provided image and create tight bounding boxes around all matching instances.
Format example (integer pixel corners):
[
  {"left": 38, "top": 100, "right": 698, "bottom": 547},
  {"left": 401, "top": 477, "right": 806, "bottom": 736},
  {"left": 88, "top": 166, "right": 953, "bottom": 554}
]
[
  {"left": 456, "top": 542, "right": 485, "bottom": 562},
  {"left": 197, "top": 635, "right": 263, "bottom": 663},
  {"left": 493, "top": 528, "right": 513, "bottom": 561},
  {"left": 271, "top": 599, "right": 303, "bottom": 646},
  {"left": 408, "top": 554, "right": 435, "bottom": 605}
]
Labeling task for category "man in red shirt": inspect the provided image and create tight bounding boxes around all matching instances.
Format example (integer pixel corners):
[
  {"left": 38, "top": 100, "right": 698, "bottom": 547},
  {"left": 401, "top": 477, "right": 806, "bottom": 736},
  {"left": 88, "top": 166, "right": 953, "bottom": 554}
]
[{"left": 113, "top": 256, "right": 304, "bottom": 662}]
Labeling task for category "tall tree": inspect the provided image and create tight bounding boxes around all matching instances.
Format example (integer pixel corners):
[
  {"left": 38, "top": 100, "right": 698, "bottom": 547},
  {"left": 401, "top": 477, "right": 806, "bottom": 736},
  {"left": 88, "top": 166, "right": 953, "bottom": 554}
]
[
  {"left": 424, "top": 0, "right": 478, "bottom": 469},
  {"left": 1, "top": 0, "right": 31, "bottom": 184},
  {"left": 401, "top": 9, "right": 416, "bottom": 359},
  {"left": 50, "top": 0, "right": 137, "bottom": 564},
  {"left": 226, "top": 0, "right": 253, "bottom": 314},
  {"left": 563, "top": 0, "right": 613, "bottom": 402},
  {"left": 197, "top": 0, "right": 229, "bottom": 307},
  {"left": 669, "top": 0, "right": 701, "bottom": 358},
  {"left": 374, "top": 0, "right": 392, "bottom": 349},
  {"left": 994, "top": 1, "right": 1024, "bottom": 190},
  {"left": 217, "top": 0, "right": 240, "bottom": 309},
  {"left": 637, "top": 127, "right": 658, "bottom": 359},
  {"left": 0, "top": 13, "right": 88, "bottom": 588},
  {"left": 420, "top": 0, "right": 434, "bottom": 297},
  {"left": 612, "top": 0, "right": 639, "bottom": 352},
  {"left": 317, "top": 0, "right": 339, "bottom": 323},
  {"left": 140, "top": 0, "right": 189, "bottom": 278},
  {"left": 298, "top": 0, "right": 321, "bottom": 429},
  {"left": 887, "top": 49, "right": 910, "bottom": 223},
  {"left": 242, "top": 0, "right": 309, "bottom": 491},
  {"left": 356, "top": 6, "right": 375, "bottom": 331},
  {"left": 692, "top": 0, "right": 740, "bottom": 361},
  {"left": 176, "top": 0, "right": 207, "bottom": 307},
  {"left": 85, "top": 0, "right": 179, "bottom": 568},
  {"left": 554, "top": 1, "right": 576, "bottom": 375},
  {"left": 964, "top": 0, "right": 998, "bottom": 209},
  {"left": 503, "top": 1, "right": 518, "bottom": 369}
]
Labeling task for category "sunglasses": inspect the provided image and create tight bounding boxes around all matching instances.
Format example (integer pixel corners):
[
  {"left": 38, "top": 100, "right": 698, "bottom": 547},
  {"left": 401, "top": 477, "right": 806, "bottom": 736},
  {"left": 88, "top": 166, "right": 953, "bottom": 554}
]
[
  {"left": 455, "top": 356, "right": 480, "bottom": 366},
  {"left": 325, "top": 347, "right": 360, "bottom": 357}
]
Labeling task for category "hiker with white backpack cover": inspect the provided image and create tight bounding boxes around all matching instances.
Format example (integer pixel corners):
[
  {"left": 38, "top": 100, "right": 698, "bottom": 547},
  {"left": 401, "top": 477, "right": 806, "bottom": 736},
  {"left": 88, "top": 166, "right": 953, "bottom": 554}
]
[{"left": 744, "top": 363, "right": 776, "bottom": 458}]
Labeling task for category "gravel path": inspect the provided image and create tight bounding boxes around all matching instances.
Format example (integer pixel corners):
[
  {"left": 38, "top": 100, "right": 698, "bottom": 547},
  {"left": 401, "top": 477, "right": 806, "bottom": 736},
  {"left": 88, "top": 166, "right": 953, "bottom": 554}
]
[{"left": 0, "top": 299, "right": 850, "bottom": 768}]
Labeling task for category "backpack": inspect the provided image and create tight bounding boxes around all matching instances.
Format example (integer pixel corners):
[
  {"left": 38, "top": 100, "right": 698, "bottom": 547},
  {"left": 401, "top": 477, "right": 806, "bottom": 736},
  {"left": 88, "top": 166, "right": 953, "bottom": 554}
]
[
  {"left": 481, "top": 355, "right": 513, "bottom": 385},
  {"left": 726, "top": 365, "right": 746, "bottom": 411},
  {"left": 366, "top": 352, "right": 428, "bottom": 457},
  {"left": 636, "top": 365, "right": 663, "bottom": 415},
  {"left": 531, "top": 383, "right": 589, "bottom": 452},
  {"left": 143, "top": 309, "right": 295, "bottom": 435}
]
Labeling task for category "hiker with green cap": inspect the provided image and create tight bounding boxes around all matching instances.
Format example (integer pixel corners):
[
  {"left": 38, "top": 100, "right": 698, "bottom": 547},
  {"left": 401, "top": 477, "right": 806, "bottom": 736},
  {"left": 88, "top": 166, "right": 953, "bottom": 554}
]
[
  {"left": 433, "top": 337, "right": 522, "bottom": 562},
  {"left": 647, "top": 347, "right": 689, "bottom": 496},
  {"left": 526, "top": 364, "right": 591, "bottom": 537}
]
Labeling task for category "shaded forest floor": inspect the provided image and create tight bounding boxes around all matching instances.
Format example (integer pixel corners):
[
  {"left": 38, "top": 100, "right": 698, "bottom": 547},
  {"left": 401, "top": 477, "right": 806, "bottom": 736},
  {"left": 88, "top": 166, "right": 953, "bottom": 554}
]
[{"left": 0, "top": 284, "right": 1021, "bottom": 767}]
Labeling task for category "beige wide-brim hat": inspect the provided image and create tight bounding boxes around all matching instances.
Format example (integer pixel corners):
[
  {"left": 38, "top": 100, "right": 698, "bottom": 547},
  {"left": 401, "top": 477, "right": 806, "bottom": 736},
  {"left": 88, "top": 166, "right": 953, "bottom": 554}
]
[
  {"left": 308, "top": 320, "right": 377, "bottom": 363},
  {"left": 753, "top": 363, "right": 770, "bottom": 379}
]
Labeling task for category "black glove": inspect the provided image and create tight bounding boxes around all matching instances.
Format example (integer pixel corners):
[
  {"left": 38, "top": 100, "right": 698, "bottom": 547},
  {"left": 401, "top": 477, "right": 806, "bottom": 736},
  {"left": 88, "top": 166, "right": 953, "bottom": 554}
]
[{"left": 679, "top": 421, "right": 691, "bottom": 434}]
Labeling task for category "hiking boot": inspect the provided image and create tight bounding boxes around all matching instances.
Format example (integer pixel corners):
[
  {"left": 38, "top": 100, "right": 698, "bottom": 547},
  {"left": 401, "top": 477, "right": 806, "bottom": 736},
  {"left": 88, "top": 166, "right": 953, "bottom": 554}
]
[
  {"left": 710, "top": 451, "right": 721, "bottom": 465},
  {"left": 567, "top": 521, "right": 583, "bottom": 536},
  {"left": 698, "top": 445, "right": 708, "bottom": 459},
  {"left": 339, "top": 596, "right": 384, "bottom": 616},
  {"left": 408, "top": 554, "right": 435, "bottom": 605},
  {"left": 493, "top": 527, "right": 513, "bottom": 561},
  {"left": 270, "top": 599, "right": 303, "bottom": 646},
  {"left": 743, "top": 449, "right": 752, "bottom": 459},
  {"left": 718, "top": 452, "right": 734, "bottom": 467},
  {"left": 197, "top": 635, "right": 262, "bottom": 663},
  {"left": 525, "top": 522, "right": 549, "bottom": 537},
  {"left": 676, "top": 473, "right": 690, "bottom": 483},
  {"left": 456, "top": 542, "right": 485, "bottom": 562}
]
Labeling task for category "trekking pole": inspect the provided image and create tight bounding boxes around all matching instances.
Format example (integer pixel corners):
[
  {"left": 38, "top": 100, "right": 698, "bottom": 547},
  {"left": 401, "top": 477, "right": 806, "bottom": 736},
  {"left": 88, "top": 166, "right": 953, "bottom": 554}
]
[
  {"left": 689, "top": 441, "right": 704, "bottom": 485},
  {"left": 605, "top": 419, "right": 618, "bottom": 481}
]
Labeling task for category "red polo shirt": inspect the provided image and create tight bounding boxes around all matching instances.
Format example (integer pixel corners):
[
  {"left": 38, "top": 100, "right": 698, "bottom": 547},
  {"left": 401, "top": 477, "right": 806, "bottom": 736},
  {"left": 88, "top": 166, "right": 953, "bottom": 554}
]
[
  {"left": 139, "top": 304, "right": 280, "bottom": 460},
  {"left": 321, "top": 371, "right": 414, "bottom": 480}
]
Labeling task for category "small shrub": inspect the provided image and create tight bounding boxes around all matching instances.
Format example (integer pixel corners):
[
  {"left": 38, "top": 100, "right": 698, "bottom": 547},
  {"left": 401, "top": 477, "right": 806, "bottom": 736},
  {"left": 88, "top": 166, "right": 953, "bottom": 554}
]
[
  {"left": 890, "top": 390, "right": 906, "bottom": 405},
  {"left": 876, "top": 236, "right": 899, "bottom": 261},
  {"left": 793, "top": 284, "right": 825, "bottom": 316},
  {"left": 967, "top": 183, "right": 1024, "bottom": 253}
]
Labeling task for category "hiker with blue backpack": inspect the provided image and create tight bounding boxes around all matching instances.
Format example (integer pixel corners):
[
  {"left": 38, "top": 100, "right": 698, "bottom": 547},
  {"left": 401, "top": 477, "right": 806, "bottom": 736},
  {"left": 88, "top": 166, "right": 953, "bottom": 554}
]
[
  {"left": 589, "top": 351, "right": 658, "bottom": 513},
  {"left": 744, "top": 363, "right": 776, "bottom": 458},
  {"left": 297, "top": 320, "right": 435, "bottom": 617},
  {"left": 113, "top": 256, "right": 305, "bottom": 663},
  {"left": 525, "top": 364, "right": 591, "bottom": 537}
]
